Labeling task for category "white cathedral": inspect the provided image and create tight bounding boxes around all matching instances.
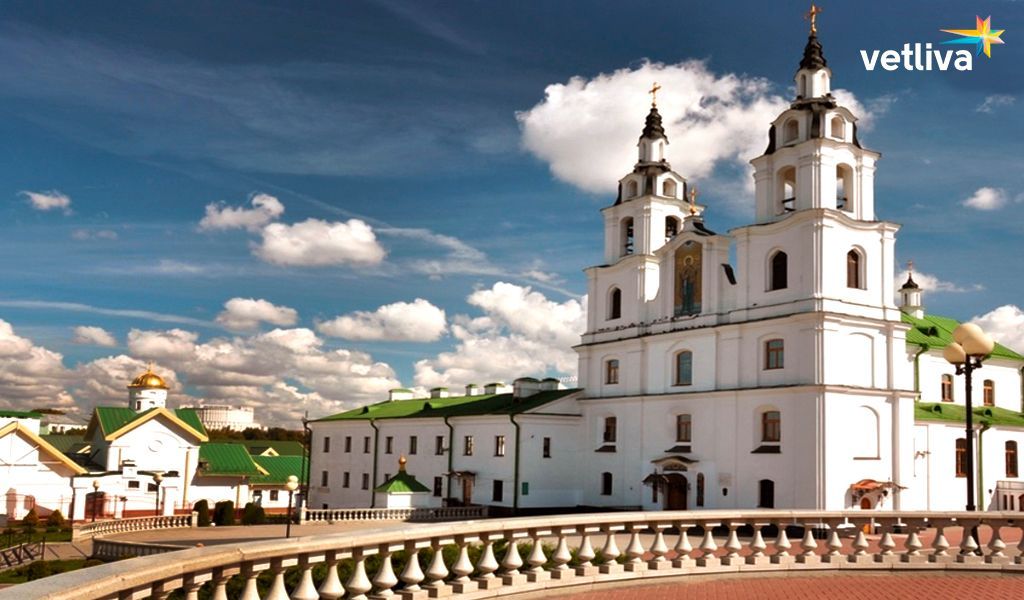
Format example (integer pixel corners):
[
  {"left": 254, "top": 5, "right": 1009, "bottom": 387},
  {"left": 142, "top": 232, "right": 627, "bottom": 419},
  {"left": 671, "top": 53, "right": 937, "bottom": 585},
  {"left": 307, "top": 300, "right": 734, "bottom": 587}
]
[{"left": 308, "top": 25, "right": 1024, "bottom": 515}]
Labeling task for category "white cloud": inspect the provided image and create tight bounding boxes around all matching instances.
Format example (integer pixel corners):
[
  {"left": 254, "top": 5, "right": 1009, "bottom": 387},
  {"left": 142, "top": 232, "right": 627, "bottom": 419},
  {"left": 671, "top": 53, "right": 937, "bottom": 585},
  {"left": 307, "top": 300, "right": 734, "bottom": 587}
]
[
  {"left": 895, "top": 270, "right": 984, "bottom": 294},
  {"left": 215, "top": 297, "right": 299, "bottom": 332},
  {"left": 255, "top": 218, "right": 386, "bottom": 267},
  {"left": 318, "top": 298, "right": 447, "bottom": 342},
  {"left": 21, "top": 190, "right": 72, "bottom": 214},
  {"left": 962, "top": 187, "right": 1008, "bottom": 211},
  {"left": 72, "top": 326, "right": 117, "bottom": 347},
  {"left": 970, "top": 305, "right": 1024, "bottom": 356},
  {"left": 0, "top": 319, "right": 75, "bottom": 411},
  {"left": 976, "top": 94, "right": 1015, "bottom": 114},
  {"left": 71, "top": 229, "right": 118, "bottom": 241},
  {"left": 413, "top": 282, "right": 585, "bottom": 388},
  {"left": 199, "top": 193, "right": 284, "bottom": 232},
  {"left": 127, "top": 328, "right": 200, "bottom": 360}
]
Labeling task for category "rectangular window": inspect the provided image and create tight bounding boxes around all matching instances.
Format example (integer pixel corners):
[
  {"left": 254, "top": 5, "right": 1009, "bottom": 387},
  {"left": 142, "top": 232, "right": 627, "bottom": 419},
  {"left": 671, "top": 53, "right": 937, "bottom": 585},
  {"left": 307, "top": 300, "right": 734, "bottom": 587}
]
[
  {"left": 542, "top": 437, "right": 551, "bottom": 458},
  {"left": 269, "top": 490, "right": 279, "bottom": 501},
  {"left": 676, "top": 414, "right": 692, "bottom": 443},
  {"left": 385, "top": 436, "right": 394, "bottom": 454},
  {"left": 941, "top": 375, "right": 954, "bottom": 402},
  {"left": 675, "top": 351, "right": 693, "bottom": 386},
  {"left": 492, "top": 480, "right": 504, "bottom": 502},
  {"left": 409, "top": 435, "right": 418, "bottom": 455},
  {"left": 363, "top": 436, "right": 371, "bottom": 454},
  {"left": 601, "top": 472, "right": 613, "bottom": 496},
  {"left": 605, "top": 359, "right": 620, "bottom": 384},
  {"left": 464, "top": 435, "right": 474, "bottom": 456},
  {"left": 1007, "top": 441, "right": 1018, "bottom": 478},
  {"left": 984, "top": 380, "right": 995, "bottom": 407},
  {"left": 321, "top": 471, "right": 329, "bottom": 487},
  {"left": 344, "top": 436, "right": 352, "bottom": 453},
  {"left": 765, "top": 339, "right": 785, "bottom": 370},
  {"left": 433, "top": 476, "right": 443, "bottom": 497},
  {"left": 323, "top": 436, "right": 331, "bottom": 453},
  {"left": 343, "top": 472, "right": 350, "bottom": 488},
  {"left": 955, "top": 438, "right": 967, "bottom": 478},
  {"left": 762, "top": 411, "right": 781, "bottom": 443},
  {"left": 147, "top": 483, "right": 158, "bottom": 492},
  {"left": 495, "top": 435, "right": 506, "bottom": 457},
  {"left": 435, "top": 435, "right": 445, "bottom": 455},
  {"left": 127, "top": 480, "right": 140, "bottom": 489},
  {"left": 361, "top": 473, "right": 370, "bottom": 490},
  {"left": 603, "top": 416, "right": 617, "bottom": 443}
]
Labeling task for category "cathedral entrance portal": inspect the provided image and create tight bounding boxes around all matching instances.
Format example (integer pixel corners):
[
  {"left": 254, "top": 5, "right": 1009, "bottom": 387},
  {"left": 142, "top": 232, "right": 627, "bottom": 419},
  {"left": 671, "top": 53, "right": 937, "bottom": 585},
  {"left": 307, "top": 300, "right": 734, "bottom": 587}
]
[{"left": 664, "top": 474, "right": 688, "bottom": 510}]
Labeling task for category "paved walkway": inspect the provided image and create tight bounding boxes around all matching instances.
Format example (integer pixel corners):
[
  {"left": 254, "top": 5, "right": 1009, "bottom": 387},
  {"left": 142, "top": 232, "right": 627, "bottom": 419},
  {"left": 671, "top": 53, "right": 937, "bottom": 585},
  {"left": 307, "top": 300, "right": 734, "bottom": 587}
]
[
  {"left": 560, "top": 573, "right": 1024, "bottom": 600},
  {"left": 107, "top": 521, "right": 409, "bottom": 547}
]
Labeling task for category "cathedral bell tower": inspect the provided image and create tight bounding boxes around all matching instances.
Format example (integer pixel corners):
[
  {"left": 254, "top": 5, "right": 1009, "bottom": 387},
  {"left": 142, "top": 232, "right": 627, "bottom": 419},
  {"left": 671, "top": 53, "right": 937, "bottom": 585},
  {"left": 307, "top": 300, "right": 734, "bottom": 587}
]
[{"left": 128, "top": 365, "right": 169, "bottom": 412}]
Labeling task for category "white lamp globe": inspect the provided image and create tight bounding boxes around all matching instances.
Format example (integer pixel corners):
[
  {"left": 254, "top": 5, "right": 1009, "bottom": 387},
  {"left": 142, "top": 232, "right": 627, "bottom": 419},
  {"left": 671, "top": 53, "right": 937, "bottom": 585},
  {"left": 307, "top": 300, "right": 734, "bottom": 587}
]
[
  {"left": 953, "top": 323, "right": 984, "bottom": 345},
  {"left": 963, "top": 332, "right": 995, "bottom": 358},
  {"left": 943, "top": 342, "right": 967, "bottom": 365},
  {"left": 285, "top": 475, "right": 299, "bottom": 492}
]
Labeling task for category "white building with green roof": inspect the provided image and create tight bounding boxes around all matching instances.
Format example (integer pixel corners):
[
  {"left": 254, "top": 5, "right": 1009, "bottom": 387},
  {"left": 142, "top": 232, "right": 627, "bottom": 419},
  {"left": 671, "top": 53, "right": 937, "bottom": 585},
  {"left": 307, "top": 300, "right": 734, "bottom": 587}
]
[{"left": 310, "top": 26, "right": 1024, "bottom": 515}]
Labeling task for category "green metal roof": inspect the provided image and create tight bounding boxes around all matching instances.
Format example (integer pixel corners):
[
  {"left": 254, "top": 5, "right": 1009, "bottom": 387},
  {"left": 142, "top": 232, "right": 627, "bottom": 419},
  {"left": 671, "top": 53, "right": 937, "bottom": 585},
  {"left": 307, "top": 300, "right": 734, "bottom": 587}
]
[
  {"left": 41, "top": 434, "right": 86, "bottom": 454},
  {"left": 0, "top": 409, "right": 43, "bottom": 419},
  {"left": 251, "top": 455, "right": 307, "bottom": 485},
  {"left": 375, "top": 469, "right": 430, "bottom": 494},
  {"left": 92, "top": 406, "right": 208, "bottom": 437},
  {"left": 198, "top": 443, "right": 264, "bottom": 477},
  {"left": 903, "top": 313, "right": 1024, "bottom": 361},
  {"left": 313, "top": 389, "right": 580, "bottom": 422},
  {"left": 237, "top": 440, "right": 306, "bottom": 456},
  {"left": 915, "top": 402, "right": 1024, "bottom": 428}
]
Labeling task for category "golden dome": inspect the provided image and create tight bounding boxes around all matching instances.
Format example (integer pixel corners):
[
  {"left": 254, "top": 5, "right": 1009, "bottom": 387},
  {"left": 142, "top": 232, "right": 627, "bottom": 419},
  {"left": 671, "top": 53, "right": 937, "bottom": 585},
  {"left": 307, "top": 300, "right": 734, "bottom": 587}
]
[{"left": 128, "top": 366, "right": 169, "bottom": 390}]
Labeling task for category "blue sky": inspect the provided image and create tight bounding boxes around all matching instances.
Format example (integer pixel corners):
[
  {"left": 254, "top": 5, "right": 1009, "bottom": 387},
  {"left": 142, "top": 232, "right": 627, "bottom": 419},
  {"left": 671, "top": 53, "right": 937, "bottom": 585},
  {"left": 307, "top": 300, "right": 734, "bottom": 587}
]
[{"left": 1, "top": 1, "right": 1022, "bottom": 423}]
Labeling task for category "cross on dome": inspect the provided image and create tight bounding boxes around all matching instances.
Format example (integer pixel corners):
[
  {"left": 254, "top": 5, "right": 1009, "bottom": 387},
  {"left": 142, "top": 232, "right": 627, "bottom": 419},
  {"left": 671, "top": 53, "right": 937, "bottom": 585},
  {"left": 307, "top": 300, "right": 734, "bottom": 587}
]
[{"left": 648, "top": 82, "right": 661, "bottom": 107}]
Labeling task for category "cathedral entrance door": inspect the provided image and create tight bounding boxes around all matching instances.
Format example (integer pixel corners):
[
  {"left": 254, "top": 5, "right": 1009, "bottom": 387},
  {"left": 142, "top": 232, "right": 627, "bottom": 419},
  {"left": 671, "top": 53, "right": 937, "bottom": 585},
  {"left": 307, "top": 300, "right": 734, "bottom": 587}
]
[
  {"left": 461, "top": 478, "right": 474, "bottom": 505},
  {"left": 664, "top": 474, "right": 688, "bottom": 510}
]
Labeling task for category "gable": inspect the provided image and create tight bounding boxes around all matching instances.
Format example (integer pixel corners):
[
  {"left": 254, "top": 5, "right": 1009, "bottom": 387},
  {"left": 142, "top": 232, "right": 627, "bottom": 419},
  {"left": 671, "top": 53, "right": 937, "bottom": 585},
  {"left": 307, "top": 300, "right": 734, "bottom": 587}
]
[
  {"left": 87, "top": 406, "right": 208, "bottom": 443},
  {"left": 0, "top": 421, "right": 86, "bottom": 475}
]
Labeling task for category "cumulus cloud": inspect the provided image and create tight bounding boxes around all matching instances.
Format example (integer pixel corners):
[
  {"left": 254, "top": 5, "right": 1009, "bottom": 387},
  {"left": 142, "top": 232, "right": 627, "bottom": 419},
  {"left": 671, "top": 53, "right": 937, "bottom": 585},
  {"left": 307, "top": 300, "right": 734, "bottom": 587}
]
[
  {"left": 0, "top": 319, "right": 75, "bottom": 411},
  {"left": 127, "top": 328, "right": 200, "bottom": 360},
  {"left": 199, "top": 193, "right": 284, "bottom": 232},
  {"left": 72, "top": 326, "right": 117, "bottom": 347},
  {"left": 318, "top": 298, "right": 447, "bottom": 342},
  {"left": 976, "top": 94, "right": 1015, "bottom": 114},
  {"left": 215, "top": 297, "right": 299, "bottom": 332},
  {"left": 971, "top": 305, "right": 1024, "bottom": 356},
  {"left": 21, "top": 190, "right": 72, "bottom": 214},
  {"left": 961, "top": 187, "right": 1008, "bottom": 211},
  {"left": 895, "top": 270, "right": 984, "bottom": 294},
  {"left": 413, "top": 282, "right": 585, "bottom": 388},
  {"left": 255, "top": 218, "right": 386, "bottom": 267}
]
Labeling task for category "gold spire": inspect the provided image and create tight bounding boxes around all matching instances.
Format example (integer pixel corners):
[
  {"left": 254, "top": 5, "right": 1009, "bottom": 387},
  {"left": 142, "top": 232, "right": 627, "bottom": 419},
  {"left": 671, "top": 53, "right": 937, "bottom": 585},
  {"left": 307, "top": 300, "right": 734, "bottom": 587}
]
[
  {"left": 648, "top": 82, "right": 661, "bottom": 107},
  {"left": 398, "top": 455, "right": 407, "bottom": 472},
  {"left": 804, "top": 4, "right": 822, "bottom": 34}
]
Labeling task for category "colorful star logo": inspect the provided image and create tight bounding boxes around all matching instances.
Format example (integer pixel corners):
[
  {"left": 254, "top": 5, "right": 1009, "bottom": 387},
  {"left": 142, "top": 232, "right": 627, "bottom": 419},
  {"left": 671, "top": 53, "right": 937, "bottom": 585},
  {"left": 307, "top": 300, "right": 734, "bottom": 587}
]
[{"left": 942, "top": 15, "right": 1006, "bottom": 58}]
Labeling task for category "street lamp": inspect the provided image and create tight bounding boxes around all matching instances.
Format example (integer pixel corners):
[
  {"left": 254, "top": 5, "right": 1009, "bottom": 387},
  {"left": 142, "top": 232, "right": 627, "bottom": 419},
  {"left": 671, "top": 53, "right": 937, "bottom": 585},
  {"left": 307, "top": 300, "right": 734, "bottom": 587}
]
[
  {"left": 91, "top": 479, "right": 100, "bottom": 523},
  {"left": 943, "top": 322, "right": 996, "bottom": 512},
  {"left": 152, "top": 472, "right": 164, "bottom": 517},
  {"left": 285, "top": 475, "right": 299, "bottom": 539}
]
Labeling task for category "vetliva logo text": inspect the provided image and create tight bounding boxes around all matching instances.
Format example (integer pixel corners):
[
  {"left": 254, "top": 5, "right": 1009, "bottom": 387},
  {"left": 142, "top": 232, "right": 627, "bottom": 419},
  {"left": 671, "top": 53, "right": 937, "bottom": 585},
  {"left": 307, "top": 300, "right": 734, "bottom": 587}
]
[{"left": 860, "top": 43, "right": 973, "bottom": 71}]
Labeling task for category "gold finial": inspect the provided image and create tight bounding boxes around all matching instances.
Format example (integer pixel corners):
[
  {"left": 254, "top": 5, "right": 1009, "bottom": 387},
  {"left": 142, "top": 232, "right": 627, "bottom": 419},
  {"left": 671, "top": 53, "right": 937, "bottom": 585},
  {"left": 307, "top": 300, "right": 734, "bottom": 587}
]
[
  {"left": 907, "top": 259, "right": 914, "bottom": 274},
  {"left": 648, "top": 82, "right": 662, "bottom": 107},
  {"left": 688, "top": 187, "right": 698, "bottom": 215},
  {"left": 804, "top": 4, "right": 822, "bottom": 34},
  {"left": 398, "top": 455, "right": 407, "bottom": 471},
  {"left": 146, "top": 361, "right": 154, "bottom": 373}
]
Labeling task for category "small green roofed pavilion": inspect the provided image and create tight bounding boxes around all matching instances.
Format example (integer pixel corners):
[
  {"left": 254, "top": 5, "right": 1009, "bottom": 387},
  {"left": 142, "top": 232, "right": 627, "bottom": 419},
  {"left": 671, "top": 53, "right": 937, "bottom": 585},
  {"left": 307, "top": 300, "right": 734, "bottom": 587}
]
[{"left": 375, "top": 456, "right": 431, "bottom": 509}]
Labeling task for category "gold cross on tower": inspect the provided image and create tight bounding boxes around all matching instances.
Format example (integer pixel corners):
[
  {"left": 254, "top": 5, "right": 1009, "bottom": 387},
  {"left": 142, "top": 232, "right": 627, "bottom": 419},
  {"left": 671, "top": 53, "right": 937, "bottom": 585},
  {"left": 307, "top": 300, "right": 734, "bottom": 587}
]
[
  {"left": 688, "top": 186, "right": 698, "bottom": 215},
  {"left": 804, "top": 4, "right": 822, "bottom": 34},
  {"left": 648, "top": 82, "right": 661, "bottom": 107},
  {"left": 907, "top": 259, "right": 914, "bottom": 274}
]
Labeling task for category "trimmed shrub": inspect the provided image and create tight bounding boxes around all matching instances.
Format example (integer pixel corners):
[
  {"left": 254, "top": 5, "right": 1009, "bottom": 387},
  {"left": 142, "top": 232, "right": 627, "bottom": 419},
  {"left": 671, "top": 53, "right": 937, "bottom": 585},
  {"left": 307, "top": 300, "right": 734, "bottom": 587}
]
[
  {"left": 24, "top": 560, "right": 52, "bottom": 581},
  {"left": 45, "top": 510, "right": 66, "bottom": 529},
  {"left": 21, "top": 508, "right": 39, "bottom": 532},
  {"left": 213, "top": 500, "right": 236, "bottom": 526},
  {"left": 194, "top": 499, "right": 211, "bottom": 527},
  {"left": 241, "top": 502, "right": 266, "bottom": 526}
]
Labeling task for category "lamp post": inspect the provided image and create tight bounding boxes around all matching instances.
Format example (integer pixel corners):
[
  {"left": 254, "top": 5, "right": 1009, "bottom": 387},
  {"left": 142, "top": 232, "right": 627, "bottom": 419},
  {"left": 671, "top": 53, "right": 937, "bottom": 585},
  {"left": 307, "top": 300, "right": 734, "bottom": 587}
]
[
  {"left": 284, "top": 475, "right": 299, "bottom": 538},
  {"left": 91, "top": 479, "right": 100, "bottom": 522},
  {"left": 152, "top": 472, "right": 164, "bottom": 517},
  {"left": 943, "top": 322, "right": 996, "bottom": 512}
]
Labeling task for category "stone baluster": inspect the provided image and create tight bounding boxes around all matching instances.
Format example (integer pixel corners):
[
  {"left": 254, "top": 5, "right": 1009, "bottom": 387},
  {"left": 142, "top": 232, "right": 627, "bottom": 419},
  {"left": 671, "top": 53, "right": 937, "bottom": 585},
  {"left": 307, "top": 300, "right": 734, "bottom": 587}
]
[
  {"left": 957, "top": 521, "right": 982, "bottom": 564},
  {"left": 424, "top": 539, "right": 452, "bottom": 596},
  {"left": 672, "top": 523, "right": 693, "bottom": 568},
  {"left": 182, "top": 577, "right": 203, "bottom": 600},
  {"left": 876, "top": 521, "right": 898, "bottom": 565},
  {"left": 291, "top": 556, "right": 320, "bottom": 600},
  {"left": 474, "top": 535, "right": 501, "bottom": 590},
  {"left": 551, "top": 530, "right": 575, "bottom": 580},
  {"left": 796, "top": 524, "right": 820, "bottom": 565},
  {"left": 372, "top": 547, "right": 400, "bottom": 597},
  {"left": 848, "top": 519, "right": 873, "bottom": 565},
  {"left": 821, "top": 520, "right": 843, "bottom": 564},
  {"left": 720, "top": 523, "right": 742, "bottom": 566},
  {"left": 399, "top": 544, "right": 426, "bottom": 596},
  {"left": 265, "top": 560, "right": 290, "bottom": 600},
  {"left": 345, "top": 550, "right": 374, "bottom": 600},
  {"left": 929, "top": 522, "right": 952, "bottom": 564},
  {"left": 770, "top": 523, "right": 793, "bottom": 565},
  {"left": 986, "top": 521, "right": 1010, "bottom": 565},
  {"left": 695, "top": 524, "right": 719, "bottom": 568},
  {"left": 500, "top": 536, "right": 526, "bottom": 586},
  {"left": 318, "top": 552, "right": 345, "bottom": 600},
  {"left": 450, "top": 538, "right": 475, "bottom": 592},
  {"left": 239, "top": 564, "right": 262, "bottom": 600},
  {"left": 901, "top": 520, "right": 927, "bottom": 565},
  {"left": 647, "top": 524, "right": 671, "bottom": 571},
  {"left": 210, "top": 569, "right": 230, "bottom": 600},
  {"left": 623, "top": 526, "right": 646, "bottom": 572},
  {"left": 574, "top": 528, "right": 597, "bottom": 576},
  {"left": 525, "top": 530, "right": 551, "bottom": 583},
  {"left": 598, "top": 526, "right": 623, "bottom": 574},
  {"left": 746, "top": 523, "right": 769, "bottom": 566}
]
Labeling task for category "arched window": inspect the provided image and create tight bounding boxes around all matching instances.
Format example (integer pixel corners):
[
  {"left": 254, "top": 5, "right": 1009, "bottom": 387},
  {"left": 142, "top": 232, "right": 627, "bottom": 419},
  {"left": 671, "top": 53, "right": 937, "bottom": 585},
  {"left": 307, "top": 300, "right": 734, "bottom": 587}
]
[
  {"left": 783, "top": 119, "right": 799, "bottom": 144},
  {"left": 627, "top": 180, "right": 639, "bottom": 198},
  {"left": 778, "top": 167, "right": 796, "bottom": 215},
  {"left": 984, "top": 379, "right": 995, "bottom": 407},
  {"left": 955, "top": 438, "right": 967, "bottom": 477},
  {"left": 846, "top": 249, "right": 863, "bottom": 289},
  {"left": 603, "top": 417, "right": 617, "bottom": 443},
  {"left": 663, "top": 179, "right": 677, "bottom": 198},
  {"left": 620, "top": 217, "right": 634, "bottom": 256},
  {"left": 941, "top": 374, "right": 954, "bottom": 402},
  {"left": 830, "top": 116, "right": 844, "bottom": 139},
  {"left": 761, "top": 410, "right": 781, "bottom": 442},
  {"left": 696, "top": 473, "right": 705, "bottom": 507},
  {"left": 854, "top": 406, "right": 880, "bottom": 459},
  {"left": 758, "top": 479, "right": 775, "bottom": 508},
  {"left": 675, "top": 350, "right": 693, "bottom": 386},
  {"left": 665, "top": 216, "right": 680, "bottom": 241},
  {"left": 601, "top": 472, "right": 613, "bottom": 496},
  {"left": 605, "top": 360, "right": 619, "bottom": 385},
  {"left": 836, "top": 164, "right": 853, "bottom": 211},
  {"left": 674, "top": 242, "right": 702, "bottom": 316},
  {"left": 765, "top": 339, "right": 785, "bottom": 370},
  {"left": 799, "top": 75, "right": 807, "bottom": 97},
  {"left": 769, "top": 251, "right": 788, "bottom": 291},
  {"left": 608, "top": 287, "right": 622, "bottom": 320},
  {"left": 676, "top": 414, "right": 692, "bottom": 442},
  {"left": 1007, "top": 441, "right": 1018, "bottom": 478}
]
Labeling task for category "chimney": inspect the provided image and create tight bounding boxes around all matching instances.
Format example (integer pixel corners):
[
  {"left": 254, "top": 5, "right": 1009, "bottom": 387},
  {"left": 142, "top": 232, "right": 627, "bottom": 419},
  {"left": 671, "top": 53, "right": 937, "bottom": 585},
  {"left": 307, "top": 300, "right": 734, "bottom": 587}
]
[
  {"left": 513, "top": 377, "right": 541, "bottom": 399},
  {"left": 539, "top": 377, "right": 563, "bottom": 391},
  {"left": 484, "top": 382, "right": 513, "bottom": 395},
  {"left": 430, "top": 387, "right": 450, "bottom": 399},
  {"left": 388, "top": 388, "right": 414, "bottom": 402},
  {"left": 465, "top": 384, "right": 481, "bottom": 397}
]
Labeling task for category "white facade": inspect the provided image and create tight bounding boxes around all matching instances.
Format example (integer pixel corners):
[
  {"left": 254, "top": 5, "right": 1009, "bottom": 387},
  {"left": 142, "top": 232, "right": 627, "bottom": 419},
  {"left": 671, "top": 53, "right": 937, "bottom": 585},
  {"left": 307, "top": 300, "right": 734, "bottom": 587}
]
[{"left": 180, "top": 404, "right": 260, "bottom": 432}]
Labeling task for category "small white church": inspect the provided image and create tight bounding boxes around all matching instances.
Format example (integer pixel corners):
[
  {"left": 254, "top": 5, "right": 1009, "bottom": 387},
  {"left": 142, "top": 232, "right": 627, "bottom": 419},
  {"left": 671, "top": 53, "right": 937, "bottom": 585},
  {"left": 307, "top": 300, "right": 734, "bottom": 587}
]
[{"left": 308, "top": 22, "right": 1024, "bottom": 514}]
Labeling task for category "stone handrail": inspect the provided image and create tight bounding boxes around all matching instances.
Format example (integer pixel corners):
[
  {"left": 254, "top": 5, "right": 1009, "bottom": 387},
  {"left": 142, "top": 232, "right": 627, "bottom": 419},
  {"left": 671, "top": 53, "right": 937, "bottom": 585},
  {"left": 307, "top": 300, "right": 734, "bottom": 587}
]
[
  {"left": 91, "top": 539, "right": 187, "bottom": 561},
  {"left": 302, "top": 505, "right": 488, "bottom": 523},
  {"left": 9, "top": 510, "right": 1024, "bottom": 600},
  {"left": 72, "top": 513, "right": 197, "bottom": 541}
]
